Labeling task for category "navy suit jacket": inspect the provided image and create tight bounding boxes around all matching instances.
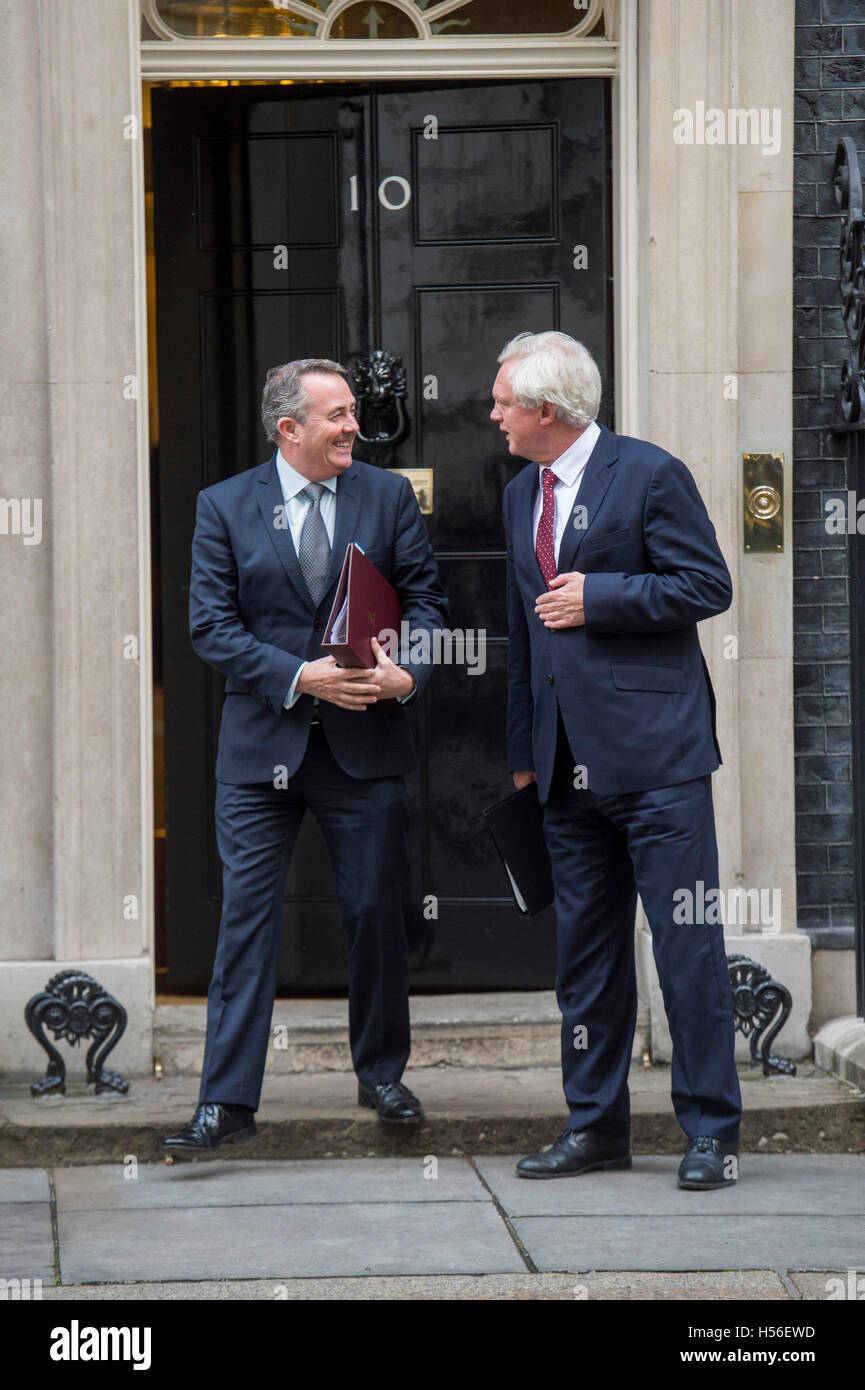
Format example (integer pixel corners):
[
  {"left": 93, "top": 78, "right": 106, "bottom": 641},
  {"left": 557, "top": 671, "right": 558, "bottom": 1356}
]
[
  {"left": 189, "top": 454, "right": 448, "bottom": 784},
  {"left": 504, "top": 424, "right": 732, "bottom": 801}
]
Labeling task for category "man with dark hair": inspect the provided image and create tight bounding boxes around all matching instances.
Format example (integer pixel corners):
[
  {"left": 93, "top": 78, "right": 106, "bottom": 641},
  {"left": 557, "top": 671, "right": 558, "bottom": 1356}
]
[
  {"left": 164, "top": 359, "right": 448, "bottom": 1155},
  {"left": 493, "top": 331, "right": 742, "bottom": 1191}
]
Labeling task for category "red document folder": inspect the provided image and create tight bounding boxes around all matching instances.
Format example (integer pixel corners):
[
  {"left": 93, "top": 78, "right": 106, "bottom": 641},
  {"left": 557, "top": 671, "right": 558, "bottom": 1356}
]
[{"left": 322, "top": 543, "right": 403, "bottom": 669}]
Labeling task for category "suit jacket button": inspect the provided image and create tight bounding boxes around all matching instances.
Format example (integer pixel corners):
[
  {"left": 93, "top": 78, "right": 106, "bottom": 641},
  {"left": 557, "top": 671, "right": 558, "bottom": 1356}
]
[
  {"left": 314, "top": 620, "right": 324, "bottom": 631},
  {"left": 546, "top": 674, "right": 554, "bottom": 685}
]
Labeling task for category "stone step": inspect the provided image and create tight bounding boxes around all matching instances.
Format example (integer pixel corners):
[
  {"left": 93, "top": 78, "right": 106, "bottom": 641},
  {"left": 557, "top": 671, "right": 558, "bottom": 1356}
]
[
  {"left": 1, "top": 1063, "right": 862, "bottom": 1167},
  {"left": 154, "top": 992, "right": 566, "bottom": 1074},
  {"left": 153, "top": 992, "right": 646, "bottom": 1075}
]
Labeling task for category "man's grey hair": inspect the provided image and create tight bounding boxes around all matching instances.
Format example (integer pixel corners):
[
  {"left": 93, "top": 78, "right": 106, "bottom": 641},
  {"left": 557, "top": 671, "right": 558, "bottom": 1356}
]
[
  {"left": 261, "top": 358, "right": 353, "bottom": 442},
  {"left": 497, "top": 331, "right": 602, "bottom": 428}
]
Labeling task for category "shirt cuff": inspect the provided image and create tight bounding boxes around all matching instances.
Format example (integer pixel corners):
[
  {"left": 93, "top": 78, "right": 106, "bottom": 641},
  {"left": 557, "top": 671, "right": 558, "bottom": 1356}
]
[{"left": 283, "top": 662, "right": 307, "bottom": 709}]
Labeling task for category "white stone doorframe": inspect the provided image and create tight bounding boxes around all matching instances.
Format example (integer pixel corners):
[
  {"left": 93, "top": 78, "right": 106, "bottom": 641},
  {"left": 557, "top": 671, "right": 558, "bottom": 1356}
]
[{"left": 130, "top": 5, "right": 641, "bottom": 1039}]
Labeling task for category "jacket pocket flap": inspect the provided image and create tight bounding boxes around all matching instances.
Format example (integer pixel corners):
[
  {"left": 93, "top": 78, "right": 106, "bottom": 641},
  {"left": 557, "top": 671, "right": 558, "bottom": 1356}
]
[
  {"left": 611, "top": 663, "right": 687, "bottom": 693},
  {"left": 582, "top": 525, "right": 633, "bottom": 553}
]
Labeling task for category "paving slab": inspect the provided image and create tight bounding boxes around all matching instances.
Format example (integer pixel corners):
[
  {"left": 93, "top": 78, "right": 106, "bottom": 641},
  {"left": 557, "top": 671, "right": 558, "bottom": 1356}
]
[
  {"left": 513, "top": 1215, "right": 865, "bottom": 1272},
  {"left": 0, "top": 1168, "right": 49, "bottom": 1202},
  {"left": 476, "top": 1154, "right": 865, "bottom": 1217},
  {"left": 789, "top": 1270, "right": 865, "bottom": 1301},
  {"left": 57, "top": 1200, "right": 524, "bottom": 1283},
  {"left": 0, "top": 1202, "right": 56, "bottom": 1283},
  {"left": 41, "top": 1270, "right": 792, "bottom": 1300},
  {"left": 54, "top": 1157, "right": 487, "bottom": 1211}
]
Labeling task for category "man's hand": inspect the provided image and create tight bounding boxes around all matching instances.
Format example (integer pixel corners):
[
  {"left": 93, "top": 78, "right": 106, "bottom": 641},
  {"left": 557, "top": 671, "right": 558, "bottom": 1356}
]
[
  {"left": 370, "top": 636, "right": 415, "bottom": 700},
  {"left": 296, "top": 657, "right": 381, "bottom": 710},
  {"left": 535, "top": 571, "right": 586, "bottom": 629},
  {"left": 512, "top": 770, "right": 537, "bottom": 791}
]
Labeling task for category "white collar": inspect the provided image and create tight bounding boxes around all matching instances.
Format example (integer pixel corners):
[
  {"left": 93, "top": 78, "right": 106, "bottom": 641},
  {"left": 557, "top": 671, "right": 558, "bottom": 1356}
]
[
  {"left": 276, "top": 450, "right": 339, "bottom": 501},
  {"left": 537, "top": 420, "right": 601, "bottom": 487}
]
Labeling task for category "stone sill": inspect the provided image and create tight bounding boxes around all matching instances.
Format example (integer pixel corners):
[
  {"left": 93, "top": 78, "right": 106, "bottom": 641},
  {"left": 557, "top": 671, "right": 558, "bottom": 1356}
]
[{"left": 814, "top": 1014, "right": 865, "bottom": 1092}]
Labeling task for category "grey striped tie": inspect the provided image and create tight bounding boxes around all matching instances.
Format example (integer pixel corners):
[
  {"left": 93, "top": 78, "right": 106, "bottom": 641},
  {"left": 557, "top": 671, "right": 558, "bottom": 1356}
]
[{"left": 298, "top": 482, "right": 331, "bottom": 604}]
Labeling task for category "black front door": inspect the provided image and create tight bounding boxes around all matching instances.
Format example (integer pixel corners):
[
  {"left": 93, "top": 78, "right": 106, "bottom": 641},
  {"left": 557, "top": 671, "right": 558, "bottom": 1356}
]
[{"left": 151, "top": 78, "right": 612, "bottom": 992}]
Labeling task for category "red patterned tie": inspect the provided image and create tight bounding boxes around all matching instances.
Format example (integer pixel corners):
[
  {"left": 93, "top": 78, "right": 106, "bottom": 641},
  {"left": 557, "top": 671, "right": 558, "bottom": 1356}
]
[{"left": 535, "top": 467, "right": 559, "bottom": 588}]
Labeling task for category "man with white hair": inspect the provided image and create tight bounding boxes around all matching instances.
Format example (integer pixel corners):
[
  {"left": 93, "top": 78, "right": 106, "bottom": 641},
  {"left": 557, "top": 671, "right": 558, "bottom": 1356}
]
[{"left": 492, "top": 331, "right": 742, "bottom": 1190}]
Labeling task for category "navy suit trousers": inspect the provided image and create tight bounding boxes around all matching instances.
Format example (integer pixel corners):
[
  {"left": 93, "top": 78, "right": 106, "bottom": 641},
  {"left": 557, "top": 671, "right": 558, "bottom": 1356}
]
[
  {"left": 199, "top": 726, "right": 411, "bottom": 1110},
  {"left": 543, "top": 724, "right": 742, "bottom": 1143}
]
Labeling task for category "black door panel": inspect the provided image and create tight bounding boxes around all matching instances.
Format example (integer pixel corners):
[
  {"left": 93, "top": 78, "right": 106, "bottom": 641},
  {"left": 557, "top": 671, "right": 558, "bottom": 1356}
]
[{"left": 152, "top": 79, "right": 612, "bottom": 991}]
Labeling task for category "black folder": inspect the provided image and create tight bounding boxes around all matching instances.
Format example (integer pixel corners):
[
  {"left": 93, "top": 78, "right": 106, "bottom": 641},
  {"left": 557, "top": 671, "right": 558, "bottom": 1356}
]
[{"left": 482, "top": 784, "right": 554, "bottom": 917}]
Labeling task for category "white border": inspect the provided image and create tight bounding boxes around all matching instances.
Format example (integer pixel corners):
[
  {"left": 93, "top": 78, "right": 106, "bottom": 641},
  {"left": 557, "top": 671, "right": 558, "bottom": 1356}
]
[
  {"left": 140, "top": 37, "right": 619, "bottom": 80},
  {"left": 613, "top": 0, "right": 638, "bottom": 437},
  {"left": 129, "top": 0, "right": 155, "bottom": 980}
]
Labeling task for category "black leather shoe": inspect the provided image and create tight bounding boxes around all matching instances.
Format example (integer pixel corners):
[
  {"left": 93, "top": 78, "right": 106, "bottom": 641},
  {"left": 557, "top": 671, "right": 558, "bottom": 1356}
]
[
  {"left": 516, "top": 1128, "right": 631, "bottom": 1179},
  {"left": 163, "top": 1102, "right": 256, "bottom": 1157},
  {"left": 678, "top": 1136, "right": 739, "bottom": 1190},
  {"left": 358, "top": 1081, "right": 423, "bottom": 1124}
]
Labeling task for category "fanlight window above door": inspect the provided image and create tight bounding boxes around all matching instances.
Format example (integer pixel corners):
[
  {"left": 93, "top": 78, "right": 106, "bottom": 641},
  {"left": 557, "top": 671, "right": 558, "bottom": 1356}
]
[{"left": 143, "top": 0, "right": 613, "bottom": 41}]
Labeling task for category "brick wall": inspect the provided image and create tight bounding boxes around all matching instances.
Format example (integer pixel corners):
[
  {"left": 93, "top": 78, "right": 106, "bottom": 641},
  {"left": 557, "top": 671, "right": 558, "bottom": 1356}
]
[{"left": 794, "top": 0, "right": 865, "bottom": 947}]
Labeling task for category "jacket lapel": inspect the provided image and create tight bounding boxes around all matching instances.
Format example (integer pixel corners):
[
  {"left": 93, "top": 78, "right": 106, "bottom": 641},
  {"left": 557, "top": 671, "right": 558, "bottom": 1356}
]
[
  {"left": 257, "top": 455, "right": 364, "bottom": 613},
  {"left": 256, "top": 453, "right": 316, "bottom": 614},
  {"left": 513, "top": 463, "right": 547, "bottom": 589},
  {"left": 556, "top": 424, "right": 619, "bottom": 574}
]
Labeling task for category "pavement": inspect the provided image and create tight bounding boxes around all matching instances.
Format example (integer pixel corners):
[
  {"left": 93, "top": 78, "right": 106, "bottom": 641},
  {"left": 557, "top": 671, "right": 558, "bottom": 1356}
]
[
  {"left": 2, "top": 1153, "right": 865, "bottom": 1300},
  {"left": 2, "top": 1060, "right": 862, "bottom": 1301}
]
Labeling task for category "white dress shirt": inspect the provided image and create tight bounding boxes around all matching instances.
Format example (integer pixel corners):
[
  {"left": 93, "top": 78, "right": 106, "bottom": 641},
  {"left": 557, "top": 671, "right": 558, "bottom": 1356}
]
[
  {"left": 276, "top": 449, "right": 338, "bottom": 552},
  {"left": 531, "top": 420, "right": 601, "bottom": 567},
  {"left": 277, "top": 452, "right": 338, "bottom": 710}
]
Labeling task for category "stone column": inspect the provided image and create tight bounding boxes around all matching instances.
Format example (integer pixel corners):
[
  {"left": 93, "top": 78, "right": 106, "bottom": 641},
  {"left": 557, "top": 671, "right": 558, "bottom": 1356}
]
[
  {"left": 0, "top": 0, "right": 53, "bottom": 964},
  {"left": 0, "top": 0, "right": 152, "bottom": 1075},
  {"left": 733, "top": 0, "right": 805, "bottom": 1026},
  {"left": 637, "top": 0, "right": 809, "bottom": 1059}
]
